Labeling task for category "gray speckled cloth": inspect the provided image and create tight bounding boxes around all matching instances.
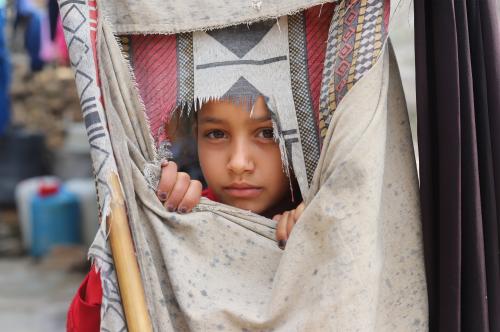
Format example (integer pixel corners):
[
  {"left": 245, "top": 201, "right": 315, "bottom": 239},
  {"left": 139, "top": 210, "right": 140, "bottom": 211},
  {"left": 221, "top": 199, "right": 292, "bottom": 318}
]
[
  {"left": 99, "top": 0, "right": 334, "bottom": 34},
  {"left": 85, "top": 15, "right": 428, "bottom": 330}
]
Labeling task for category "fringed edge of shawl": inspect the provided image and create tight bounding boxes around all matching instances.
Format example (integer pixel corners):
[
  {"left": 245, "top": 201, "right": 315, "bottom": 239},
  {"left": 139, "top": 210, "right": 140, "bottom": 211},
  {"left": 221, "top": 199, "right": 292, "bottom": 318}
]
[{"left": 97, "top": 7, "right": 175, "bottom": 192}]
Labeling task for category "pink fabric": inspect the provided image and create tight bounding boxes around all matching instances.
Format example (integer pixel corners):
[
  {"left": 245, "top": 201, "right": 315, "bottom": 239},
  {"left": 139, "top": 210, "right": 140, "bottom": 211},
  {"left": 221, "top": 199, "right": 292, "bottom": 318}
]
[
  {"left": 55, "top": 17, "right": 69, "bottom": 65},
  {"left": 305, "top": 3, "right": 335, "bottom": 120},
  {"left": 130, "top": 34, "right": 178, "bottom": 142}
]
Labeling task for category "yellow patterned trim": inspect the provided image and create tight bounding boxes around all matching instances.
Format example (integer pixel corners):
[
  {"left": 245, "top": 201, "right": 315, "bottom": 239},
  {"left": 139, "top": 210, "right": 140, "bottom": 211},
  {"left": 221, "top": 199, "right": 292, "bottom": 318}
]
[
  {"left": 372, "top": 15, "right": 383, "bottom": 65},
  {"left": 347, "top": 0, "right": 367, "bottom": 89}
]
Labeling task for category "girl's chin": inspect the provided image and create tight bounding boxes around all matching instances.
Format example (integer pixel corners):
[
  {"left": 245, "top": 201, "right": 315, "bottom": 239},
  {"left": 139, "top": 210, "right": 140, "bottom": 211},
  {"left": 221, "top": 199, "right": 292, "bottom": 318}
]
[{"left": 224, "top": 199, "right": 266, "bottom": 214}]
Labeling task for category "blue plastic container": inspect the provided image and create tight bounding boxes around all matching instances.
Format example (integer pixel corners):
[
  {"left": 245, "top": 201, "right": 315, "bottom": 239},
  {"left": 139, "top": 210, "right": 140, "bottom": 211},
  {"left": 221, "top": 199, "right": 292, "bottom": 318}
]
[{"left": 30, "top": 181, "right": 81, "bottom": 257}]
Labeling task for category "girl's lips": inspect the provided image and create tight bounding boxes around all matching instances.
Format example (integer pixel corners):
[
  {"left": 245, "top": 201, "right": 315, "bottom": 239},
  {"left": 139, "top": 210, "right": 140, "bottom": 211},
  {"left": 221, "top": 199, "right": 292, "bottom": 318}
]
[{"left": 223, "top": 185, "right": 263, "bottom": 198}]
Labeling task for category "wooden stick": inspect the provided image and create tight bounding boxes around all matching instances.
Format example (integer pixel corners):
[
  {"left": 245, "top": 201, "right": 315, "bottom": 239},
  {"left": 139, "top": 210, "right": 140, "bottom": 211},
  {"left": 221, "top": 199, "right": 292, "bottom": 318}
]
[{"left": 108, "top": 172, "right": 153, "bottom": 332}]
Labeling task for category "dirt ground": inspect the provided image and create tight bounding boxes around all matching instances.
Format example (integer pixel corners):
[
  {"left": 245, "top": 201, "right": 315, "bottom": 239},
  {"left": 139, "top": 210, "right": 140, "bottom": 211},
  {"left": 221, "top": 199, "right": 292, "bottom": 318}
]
[{"left": 0, "top": 258, "right": 85, "bottom": 332}]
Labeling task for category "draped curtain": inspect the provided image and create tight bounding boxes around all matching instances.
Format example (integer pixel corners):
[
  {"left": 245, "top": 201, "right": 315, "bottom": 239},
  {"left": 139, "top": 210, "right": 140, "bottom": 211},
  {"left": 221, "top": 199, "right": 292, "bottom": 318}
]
[{"left": 414, "top": 1, "right": 500, "bottom": 331}]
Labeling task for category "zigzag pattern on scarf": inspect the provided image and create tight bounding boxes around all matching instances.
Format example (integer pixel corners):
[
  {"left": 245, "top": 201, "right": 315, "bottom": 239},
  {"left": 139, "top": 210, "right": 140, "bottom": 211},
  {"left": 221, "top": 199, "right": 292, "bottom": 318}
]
[
  {"left": 318, "top": 0, "right": 389, "bottom": 139},
  {"left": 59, "top": 0, "right": 126, "bottom": 330}
]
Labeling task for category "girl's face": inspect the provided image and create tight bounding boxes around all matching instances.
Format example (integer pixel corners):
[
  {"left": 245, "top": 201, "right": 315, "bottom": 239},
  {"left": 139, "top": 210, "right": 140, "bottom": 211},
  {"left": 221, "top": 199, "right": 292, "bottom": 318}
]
[{"left": 197, "top": 96, "right": 290, "bottom": 217}]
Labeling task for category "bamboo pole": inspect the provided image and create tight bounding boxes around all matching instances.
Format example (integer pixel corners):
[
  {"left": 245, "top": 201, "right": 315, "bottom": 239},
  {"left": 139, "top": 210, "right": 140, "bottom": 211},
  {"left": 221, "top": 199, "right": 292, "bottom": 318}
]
[{"left": 108, "top": 172, "right": 153, "bottom": 332}]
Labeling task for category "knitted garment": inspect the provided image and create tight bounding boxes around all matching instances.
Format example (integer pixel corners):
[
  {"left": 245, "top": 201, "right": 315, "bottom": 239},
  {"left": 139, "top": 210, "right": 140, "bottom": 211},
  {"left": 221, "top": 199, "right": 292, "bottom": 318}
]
[{"left": 59, "top": 0, "right": 428, "bottom": 330}]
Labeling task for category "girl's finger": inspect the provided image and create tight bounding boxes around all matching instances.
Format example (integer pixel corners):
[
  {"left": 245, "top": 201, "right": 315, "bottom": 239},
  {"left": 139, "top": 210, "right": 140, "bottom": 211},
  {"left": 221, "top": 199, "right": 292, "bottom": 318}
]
[
  {"left": 164, "top": 172, "right": 190, "bottom": 211},
  {"left": 157, "top": 161, "right": 178, "bottom": 201},
  {"left": 276, "top": 211, "right": 289, "bottom": 249},
  {"left": 177, "top": 180, "right": 203, "bottom": 213},
  {"left": 286, "top": 211, "right": 295, "bottom": 237},
  {"left": 292, "top": 202, "right": 305, "bottom": 223}
]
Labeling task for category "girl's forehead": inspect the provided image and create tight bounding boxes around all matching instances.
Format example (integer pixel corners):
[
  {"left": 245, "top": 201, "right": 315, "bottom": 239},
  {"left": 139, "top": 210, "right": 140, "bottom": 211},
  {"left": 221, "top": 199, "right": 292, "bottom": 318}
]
[{"left": 199, "top": 97, "right": 271, "bottom": 122}]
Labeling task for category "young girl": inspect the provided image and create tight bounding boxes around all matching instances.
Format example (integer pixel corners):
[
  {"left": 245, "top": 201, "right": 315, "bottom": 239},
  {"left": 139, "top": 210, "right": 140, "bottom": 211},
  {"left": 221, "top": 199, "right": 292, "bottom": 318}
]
[
  {"left": 67, "top": 96, "right": 304, "bottom": 331},
  {"left": 160, "top": 96, "right": 304, "bottom": 244}
]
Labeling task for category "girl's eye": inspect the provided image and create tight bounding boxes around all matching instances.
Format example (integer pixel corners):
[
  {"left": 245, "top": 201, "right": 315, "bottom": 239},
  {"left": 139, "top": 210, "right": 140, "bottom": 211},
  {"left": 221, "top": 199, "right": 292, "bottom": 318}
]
[
  {"left": 258, "top": 128, "right": 274, "bottom": 139},
  {"left": 206, "top": 130, "right": 226, "bottom": 139}
]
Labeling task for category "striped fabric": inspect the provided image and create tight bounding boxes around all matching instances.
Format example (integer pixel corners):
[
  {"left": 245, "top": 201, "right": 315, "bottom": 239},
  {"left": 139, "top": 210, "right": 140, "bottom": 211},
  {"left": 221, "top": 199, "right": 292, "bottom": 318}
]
[{"left": 127, "top": 35, "right": 177, "bottom": 142}]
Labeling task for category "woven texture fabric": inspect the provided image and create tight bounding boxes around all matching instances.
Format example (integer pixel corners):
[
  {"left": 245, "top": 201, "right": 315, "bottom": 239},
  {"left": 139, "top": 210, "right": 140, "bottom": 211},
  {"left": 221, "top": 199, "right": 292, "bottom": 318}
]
[{"left": 319, "top": 0, "right": 389, "bottom": 138}]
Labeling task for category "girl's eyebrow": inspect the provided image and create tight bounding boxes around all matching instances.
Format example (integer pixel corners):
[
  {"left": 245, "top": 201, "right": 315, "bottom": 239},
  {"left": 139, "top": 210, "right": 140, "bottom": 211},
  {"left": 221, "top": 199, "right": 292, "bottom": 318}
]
[
  {"left": 199, "top": 114, "right": 271, "bottom": 123},
  {"left": 250, "top": 114, "right": 272, "bottom": 122},
  {"left": 198, "top": 116, "right": 225, "bottom": 124}
]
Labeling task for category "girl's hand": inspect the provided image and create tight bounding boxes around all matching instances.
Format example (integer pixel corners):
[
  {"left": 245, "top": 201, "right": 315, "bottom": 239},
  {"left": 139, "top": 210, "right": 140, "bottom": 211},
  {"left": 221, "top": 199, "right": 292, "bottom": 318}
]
[
  {"left": 273, "top": 202, "right": 305, "bottom": 250},
  {"left": 156, "top": 161, "right": 202, "bottom": 213}
]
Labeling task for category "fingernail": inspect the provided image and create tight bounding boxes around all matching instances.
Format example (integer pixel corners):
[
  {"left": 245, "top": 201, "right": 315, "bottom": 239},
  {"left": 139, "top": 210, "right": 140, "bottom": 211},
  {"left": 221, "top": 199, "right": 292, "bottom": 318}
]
[
  {"left": 161, "top": 160, "right": 169, "bottom": 167},
  {"left": 166, "top": 204, "right": 175, "bottom": 212},
  {"left": 278, "top": 240, "right": 286, "bottom": 250},
  {"left": 178, "top": 207, "right": 187, "bottom": 214},
  {"left": 158, "top": 192, "right": 167, "bottom": 201}
]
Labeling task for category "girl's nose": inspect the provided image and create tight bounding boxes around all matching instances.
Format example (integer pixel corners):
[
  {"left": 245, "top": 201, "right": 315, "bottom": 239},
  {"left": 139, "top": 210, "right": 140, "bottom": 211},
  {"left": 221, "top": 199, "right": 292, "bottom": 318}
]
[{"left": 227, "top": 139, "right": 254, "bottom": 174}]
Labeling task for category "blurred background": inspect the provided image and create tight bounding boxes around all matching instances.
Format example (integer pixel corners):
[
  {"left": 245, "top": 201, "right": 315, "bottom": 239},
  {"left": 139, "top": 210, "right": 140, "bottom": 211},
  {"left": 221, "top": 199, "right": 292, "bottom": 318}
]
[
  {"left": 0, "top": 0, "right": 455, "bottom": 331},
  {"left": 0, "top": 0, "right": 96, "bottom": 331}
]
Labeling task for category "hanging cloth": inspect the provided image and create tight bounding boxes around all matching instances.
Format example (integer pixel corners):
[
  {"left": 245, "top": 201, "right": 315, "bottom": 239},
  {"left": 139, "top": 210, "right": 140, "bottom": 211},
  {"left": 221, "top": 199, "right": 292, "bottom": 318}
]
[{"left": 60, "top": 0, "right": 428, "bottom": 330}]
